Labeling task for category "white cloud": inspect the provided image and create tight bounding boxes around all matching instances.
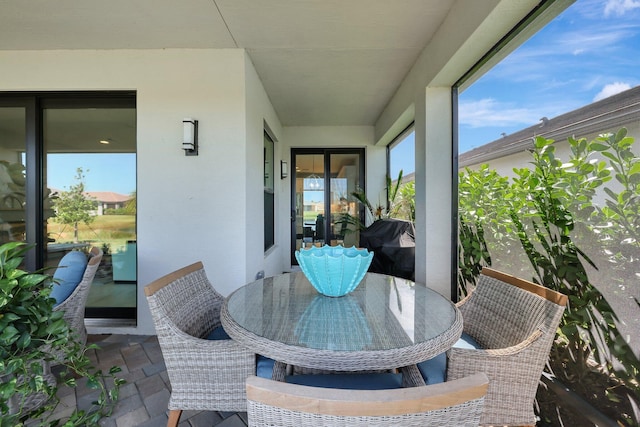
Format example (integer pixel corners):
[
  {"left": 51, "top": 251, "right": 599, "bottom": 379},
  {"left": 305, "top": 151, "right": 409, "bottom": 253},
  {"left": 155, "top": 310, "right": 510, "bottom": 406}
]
[
  {"left": 604, "top": 0, "right": 640, "bottom": 16},
  {"left": 593, "top": 82, "right": 632, "bottom": 101},
  {"left": 459, "top": 99, "right": 543, "bottom": 128}
]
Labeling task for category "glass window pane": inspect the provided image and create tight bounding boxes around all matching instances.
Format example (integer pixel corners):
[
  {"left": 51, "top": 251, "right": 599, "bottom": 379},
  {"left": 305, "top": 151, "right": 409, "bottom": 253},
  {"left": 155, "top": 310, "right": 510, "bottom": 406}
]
[
  {"left": 294, "top": 154, "right": 325, "bottom": 250},
  {"left": 44, "top": 106, "right": 136, "bottom": 318},
  {"left": 0, "top": 107, "right": 26, "bottom": 245},
  {"left": 264, "top": 132, "right": 274, "bottom": 251},
  {"left": 329, "top": 153, "right": 360, "bottom": 247},
  {"left": 456, "top": 1, "right": 640, "bottom": 413},
  {"left": 390, "top": 129, "right": 415, "bottom": 179}
]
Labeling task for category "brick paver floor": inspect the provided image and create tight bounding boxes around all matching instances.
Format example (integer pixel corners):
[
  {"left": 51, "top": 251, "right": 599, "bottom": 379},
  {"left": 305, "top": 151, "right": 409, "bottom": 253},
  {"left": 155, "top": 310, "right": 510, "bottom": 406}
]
[{"left": 49, "top": 334, "right": 247, "bottom": 427}]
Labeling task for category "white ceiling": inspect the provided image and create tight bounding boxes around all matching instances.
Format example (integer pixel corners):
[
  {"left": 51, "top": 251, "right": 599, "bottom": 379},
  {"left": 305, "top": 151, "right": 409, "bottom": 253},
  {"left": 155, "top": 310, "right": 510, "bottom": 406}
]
[{"left": 0, "top": 0, "right": 525, "bottom": 127}]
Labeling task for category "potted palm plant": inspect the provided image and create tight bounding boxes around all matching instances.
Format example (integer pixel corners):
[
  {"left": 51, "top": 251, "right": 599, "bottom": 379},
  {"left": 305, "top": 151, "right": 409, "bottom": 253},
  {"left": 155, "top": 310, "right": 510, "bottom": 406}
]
[
  {"left": 336, "top": 170, "right": 416, "bottom": 279},
  {"left": 0, "top": 241, "right": 123, "bottom": 426}
]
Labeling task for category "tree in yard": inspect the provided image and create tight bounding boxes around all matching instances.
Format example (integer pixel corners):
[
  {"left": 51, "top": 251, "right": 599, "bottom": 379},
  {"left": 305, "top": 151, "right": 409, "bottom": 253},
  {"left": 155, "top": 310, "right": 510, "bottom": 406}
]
[
  {"left": 53, "top": 167, "right": 97, "bottom": 242},
  {"left": 124, "top": 190, "right": 136, "bottom": 214}
]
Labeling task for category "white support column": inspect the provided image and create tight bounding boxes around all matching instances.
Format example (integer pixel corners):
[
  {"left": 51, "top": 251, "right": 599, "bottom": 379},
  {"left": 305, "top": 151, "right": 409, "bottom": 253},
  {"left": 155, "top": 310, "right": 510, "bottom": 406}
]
[{"left": 414, "top": 87, "right": 453, "bottom": 298}]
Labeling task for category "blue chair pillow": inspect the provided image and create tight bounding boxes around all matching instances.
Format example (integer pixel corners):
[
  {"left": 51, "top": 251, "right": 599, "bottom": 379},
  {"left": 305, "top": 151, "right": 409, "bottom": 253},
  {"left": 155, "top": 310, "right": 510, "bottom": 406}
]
[
  {"left": 205, "top": 326, "right": 274, "bottom": 379},
  {"left": 417, "top": 332, "right": 482, "bottom": 385},
  {"left": 286, "top": 372, "right": 403, "bottom": 390},
  {"left": 50, "top": 251, "right": 88, "bottom": 306}
]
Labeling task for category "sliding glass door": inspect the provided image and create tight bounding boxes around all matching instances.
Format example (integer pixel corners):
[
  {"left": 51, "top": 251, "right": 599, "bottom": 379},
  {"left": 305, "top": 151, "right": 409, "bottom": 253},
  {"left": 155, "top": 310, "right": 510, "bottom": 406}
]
[
  {"left": 43, "top": 97, "right": 136, "bottom": 320},
  {"left": 0, "top": 92, "right": 137, "bottom": 322},
  {"left": 291, "top": 148, "right": 364, "bottom": 264}
]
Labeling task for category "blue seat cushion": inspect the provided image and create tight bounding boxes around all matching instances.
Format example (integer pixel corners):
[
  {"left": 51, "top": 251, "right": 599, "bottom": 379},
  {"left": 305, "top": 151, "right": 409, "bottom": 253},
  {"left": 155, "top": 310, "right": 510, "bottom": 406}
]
[
  {"left": 417, "top": 352, "right": 447, "bottom": 385},
  {"left": 50, "top": 251, "right": 88, "bottom": 306},
  {"left": 455, "top": 332, "right": 482, "bottom": 350},
  {"left": 286, "top": 372, "right": 403, "bottom": 390},
  {"left": 205, "top": 327, "right": 274, "bottom": 379},
  {"left": 205, "top": 326, "right": 231, "bottom": 340},
  {"left": 256, "top": 356, "right": 276, "bottom": 379},
  {"left": 417, "top": 332, "right": 482, "bottom": 385}
]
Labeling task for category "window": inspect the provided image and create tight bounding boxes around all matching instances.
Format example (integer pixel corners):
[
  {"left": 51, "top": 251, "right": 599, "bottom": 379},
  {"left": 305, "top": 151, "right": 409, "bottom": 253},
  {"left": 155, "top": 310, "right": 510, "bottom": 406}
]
[
  {"left": 264, "top": 131, "right": 274, "bottom": 251},
  {"left": 455, "top": 1, "right": 640, "bottom": 421},
  {"left": 389, "top": 125, "right": 415, "bottom": 180}
]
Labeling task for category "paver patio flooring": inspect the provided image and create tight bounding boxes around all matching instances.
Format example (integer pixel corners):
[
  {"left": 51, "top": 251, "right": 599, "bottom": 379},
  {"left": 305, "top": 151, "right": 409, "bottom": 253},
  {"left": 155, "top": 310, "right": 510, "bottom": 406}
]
[{"left": 50, "top": 334, "right": 247, "bottom": 427}]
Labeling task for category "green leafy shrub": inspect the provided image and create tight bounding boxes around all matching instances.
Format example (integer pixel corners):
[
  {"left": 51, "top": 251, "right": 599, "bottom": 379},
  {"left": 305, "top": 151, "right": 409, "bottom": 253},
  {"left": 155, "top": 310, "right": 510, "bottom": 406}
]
[
  {"left": 0, "top": 242, "right": 124, "bottom": 426},
  {"left": 458, "top": 130, "right": 639, "bottom": 423}
]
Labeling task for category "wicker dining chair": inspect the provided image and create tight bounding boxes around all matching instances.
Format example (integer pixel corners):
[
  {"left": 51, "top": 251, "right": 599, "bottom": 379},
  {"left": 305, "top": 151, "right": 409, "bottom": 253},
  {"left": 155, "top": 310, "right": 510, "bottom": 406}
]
[
  {"left": 446, "top": 267, "right": 568, "bottom": 427},
  {"left": 53, "top": 246, "right": 103, "bottom": 346},
  {"left": 246, "top": 372, "right": 489, "bottom": 427},
  {"left": 144, "top": 262, "right": 261, "bottom": 427}
]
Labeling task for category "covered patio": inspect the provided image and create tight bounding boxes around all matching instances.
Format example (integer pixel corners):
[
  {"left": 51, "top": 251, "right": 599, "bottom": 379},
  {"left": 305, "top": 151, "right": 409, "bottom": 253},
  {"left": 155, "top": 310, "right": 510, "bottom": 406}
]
[
  {"left": 2, "top": 1, "right": 600, "bottom": 426},
  {"left": 0, "top": 0, "right": 575, "bottom": 335}
]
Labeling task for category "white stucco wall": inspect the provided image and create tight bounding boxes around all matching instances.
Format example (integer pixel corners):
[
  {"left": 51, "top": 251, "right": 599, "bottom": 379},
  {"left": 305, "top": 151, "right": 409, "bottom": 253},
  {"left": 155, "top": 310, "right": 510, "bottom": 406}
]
[
  {"left": 243, "top": 52, "right": 285, "bottom": 280},
  {"left": 0, "top": 48, "right": 286, "bottom": 334},
  {"left": 1, "top": 48, "right": 391, "bottom": 335},
  {"left": 465, "top": 121, "right": 640, "bottom": 191}
]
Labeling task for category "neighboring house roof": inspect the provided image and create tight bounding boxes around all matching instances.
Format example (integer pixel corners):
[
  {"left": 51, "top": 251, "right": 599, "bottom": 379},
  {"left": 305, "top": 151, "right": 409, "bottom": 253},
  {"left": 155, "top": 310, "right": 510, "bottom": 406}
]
[
  {"left": 85, "top": 192, "right": 131, "bottom": 203},
  {"left": 459, "top": 85, "right": 640, "bottom": 168},
  {"left": 48, "top": 189, "right": 130, "bottom": 203}
]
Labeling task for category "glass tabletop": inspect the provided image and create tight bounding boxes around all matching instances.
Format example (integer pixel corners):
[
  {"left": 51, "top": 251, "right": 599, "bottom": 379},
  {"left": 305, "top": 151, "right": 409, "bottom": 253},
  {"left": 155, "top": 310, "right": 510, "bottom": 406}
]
[{"left": 225, "top": 272, "right": 458, "bottom": 353}]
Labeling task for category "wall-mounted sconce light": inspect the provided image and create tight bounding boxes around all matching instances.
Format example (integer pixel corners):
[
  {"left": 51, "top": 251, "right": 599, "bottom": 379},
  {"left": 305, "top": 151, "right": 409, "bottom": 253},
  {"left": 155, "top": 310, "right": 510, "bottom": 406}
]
[
  {"left": 281, "top": 160, "right": 288, "bottom": 179},
  {"left": 183, "top": 118, "right": 198, "bottom": 156}
]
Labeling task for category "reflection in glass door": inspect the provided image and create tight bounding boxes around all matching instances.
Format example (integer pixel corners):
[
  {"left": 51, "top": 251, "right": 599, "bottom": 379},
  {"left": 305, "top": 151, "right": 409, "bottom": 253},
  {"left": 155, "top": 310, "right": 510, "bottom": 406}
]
[
  {"left": 0, "top": 105, "right": 27, "bottom": 247},
  {"left": 43, "top": 99, "right": 136, "bottom": 321},
  {"left": 0, "top": 93, "right": 136, "bottom": 322},
  {"left": 291, "top": 149, "right": 364, "bottom": 264},
  {"left": 293, "top": 153, "right": 325, "bottom": 252},
  {"left": 329, "top": 153, "right": 361, "bottom": 247}
]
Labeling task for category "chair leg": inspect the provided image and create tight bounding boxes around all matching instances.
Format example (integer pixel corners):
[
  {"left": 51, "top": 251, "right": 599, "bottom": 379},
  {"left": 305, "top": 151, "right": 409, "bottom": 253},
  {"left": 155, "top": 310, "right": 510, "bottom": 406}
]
[{"left": 167, "top": 409, "right": 182, "bottom": 427}]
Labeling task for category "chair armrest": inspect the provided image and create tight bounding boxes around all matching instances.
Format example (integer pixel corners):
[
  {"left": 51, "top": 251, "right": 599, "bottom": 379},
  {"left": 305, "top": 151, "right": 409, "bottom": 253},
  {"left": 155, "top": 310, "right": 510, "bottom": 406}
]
[
  {"left": 455, "top": 292, "right": 472, "bottom": 310},
  {"left": 156, "top": 320, "right": 256, "bottom": 372},
  {"left": 447, "top": 329, "right": 544, "bottom": 380}
]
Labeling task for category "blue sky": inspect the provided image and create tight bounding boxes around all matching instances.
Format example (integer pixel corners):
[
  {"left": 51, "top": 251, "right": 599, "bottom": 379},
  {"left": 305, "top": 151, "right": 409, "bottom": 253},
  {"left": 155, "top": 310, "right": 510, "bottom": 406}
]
[
  {"left": 47, "top": 153, "right": 136, "bottom": 195},
  {"left": 391, "top": 0, "right": 640, "bottom": 177},
  {"left": 458, "top": 0, "right": 640, "bottom": 153}
]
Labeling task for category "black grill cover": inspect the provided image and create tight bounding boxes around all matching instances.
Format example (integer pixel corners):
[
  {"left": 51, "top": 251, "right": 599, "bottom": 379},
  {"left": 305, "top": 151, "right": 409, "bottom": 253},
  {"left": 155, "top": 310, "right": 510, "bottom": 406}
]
[{"left": 359, "top": 219, "right": 415, "bottom": 280}]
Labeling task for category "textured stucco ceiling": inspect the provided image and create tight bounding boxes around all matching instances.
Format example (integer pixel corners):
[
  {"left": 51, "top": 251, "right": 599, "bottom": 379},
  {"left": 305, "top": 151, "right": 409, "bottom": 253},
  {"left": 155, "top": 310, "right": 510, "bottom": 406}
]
[{"left": 0, "top": 0, "right": 543, "bottom": 127}]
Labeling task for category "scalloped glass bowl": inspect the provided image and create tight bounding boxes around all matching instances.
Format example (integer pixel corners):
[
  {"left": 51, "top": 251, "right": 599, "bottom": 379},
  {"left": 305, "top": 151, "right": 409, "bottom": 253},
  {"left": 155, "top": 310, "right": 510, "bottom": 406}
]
[{"left": 295, "top": 245, "right": 373, "bottom": 297}]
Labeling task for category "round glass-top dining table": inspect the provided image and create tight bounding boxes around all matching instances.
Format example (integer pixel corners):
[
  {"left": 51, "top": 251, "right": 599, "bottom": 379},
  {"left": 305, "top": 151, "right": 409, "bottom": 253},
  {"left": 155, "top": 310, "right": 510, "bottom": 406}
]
[{"left": 221, "top": 272, "right": 462, "bottom": 374}]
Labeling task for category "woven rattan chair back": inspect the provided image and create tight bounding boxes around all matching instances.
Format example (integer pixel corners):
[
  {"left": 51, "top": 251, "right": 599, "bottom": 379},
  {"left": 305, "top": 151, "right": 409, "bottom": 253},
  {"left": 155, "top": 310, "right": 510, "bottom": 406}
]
[
  {"left": 144, "top": 262, "right": 257, "bottom": 427},
  {"left": 447, "top": 267, "right": 567, "bottom": 426},
  {"left": 246, "top": 372, "right": 489, "bottom": 427},
  {"left": 461, "top": 267, "right": 567, "bottom": 350},
  {"left": 144, "top": 261, "right": 224, "bottom": 340}
]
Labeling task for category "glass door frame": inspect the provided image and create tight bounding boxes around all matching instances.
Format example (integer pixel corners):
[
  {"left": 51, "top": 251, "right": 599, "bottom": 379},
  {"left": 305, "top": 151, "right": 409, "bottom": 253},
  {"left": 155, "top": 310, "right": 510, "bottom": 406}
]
[
  {"left": 290, "top": 148, "right": 365, "bottom": 265},
  {"left": 1, "top": 91, "right": 137, "bottom": 320},
  {"left": 41, "top": 93, "right": 137, "bottom": 320}
]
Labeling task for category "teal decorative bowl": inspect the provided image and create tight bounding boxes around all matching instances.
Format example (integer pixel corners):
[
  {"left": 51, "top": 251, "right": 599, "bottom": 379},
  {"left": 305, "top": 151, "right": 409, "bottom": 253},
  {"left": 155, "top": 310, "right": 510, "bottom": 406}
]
[{"left": 295, "top": 245, "right": 373, "bottom": 297}]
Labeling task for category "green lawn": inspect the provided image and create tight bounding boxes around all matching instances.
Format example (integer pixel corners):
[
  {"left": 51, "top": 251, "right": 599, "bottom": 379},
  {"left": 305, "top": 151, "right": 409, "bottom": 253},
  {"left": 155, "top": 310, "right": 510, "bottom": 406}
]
[
  {"left": 303, "top": 211, "right": 324, "bottom": 222},
  {"left": 47, "top": 215, "right": 136, "bottom": 252}
]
